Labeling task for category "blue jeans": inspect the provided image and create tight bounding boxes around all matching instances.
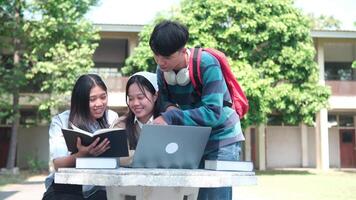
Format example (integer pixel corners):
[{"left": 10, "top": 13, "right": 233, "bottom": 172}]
[{"left": 197, "top": 142, "right": 242, "bottom": 200}]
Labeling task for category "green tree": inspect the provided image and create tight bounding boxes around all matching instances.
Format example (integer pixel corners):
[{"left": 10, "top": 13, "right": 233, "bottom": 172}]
[
  {"left": 122, "top": 0, "right": 330, "bottom": 128},
  {"left": 0, "top": 0, "right": 99, "bottom": 170},
  {"left": 307, "top": 13, "right": 341, "bottom": 30}
]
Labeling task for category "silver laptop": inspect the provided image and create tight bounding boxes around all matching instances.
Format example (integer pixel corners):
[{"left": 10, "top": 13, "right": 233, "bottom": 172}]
[{"left": 130, "top": 124, "right": 211, "bottom": 169}]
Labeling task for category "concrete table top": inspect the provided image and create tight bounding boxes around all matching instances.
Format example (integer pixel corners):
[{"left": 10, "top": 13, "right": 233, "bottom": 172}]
[{"left": 55, "top": 167, "right": 257, "bottom": 187}]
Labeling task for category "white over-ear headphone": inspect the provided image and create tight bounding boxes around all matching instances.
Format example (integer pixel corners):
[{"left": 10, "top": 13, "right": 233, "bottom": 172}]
[
  {"left": 164, "top": 67, "right": 190, "bottom": 86},
  {"left": 163, "top": 49, "right": 191, "bottom": 86}
]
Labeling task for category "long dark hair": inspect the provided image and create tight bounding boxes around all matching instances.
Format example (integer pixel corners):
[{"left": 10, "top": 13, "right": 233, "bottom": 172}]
[
  {"left": 69, "top": 74, "right": 109, "bottom": 132},
  {"left": 125, "top": 75, "right": 161, "bottom": 149}
]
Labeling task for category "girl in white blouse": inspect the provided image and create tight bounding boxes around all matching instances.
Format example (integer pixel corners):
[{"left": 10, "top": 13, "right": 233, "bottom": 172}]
[
  {"left": 42, "top": 74, "right": 118, "bottom": 200},
  {"left": 115, "top": 72, "right": 161, "bottom": 166}
]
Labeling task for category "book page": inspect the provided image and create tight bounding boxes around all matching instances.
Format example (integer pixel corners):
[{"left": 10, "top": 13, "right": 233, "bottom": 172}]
[
  {"left": 93, "top": 127, "right": 125, "bottom": 136},
  {"left": 70, "top": 123, "right": 82, "bottom": 131},
  {"left": 68, "top": 123, "right": 125, "bottom": 136},
  {"left": 63, "top": 127, "right": 92, "bottom": 137}
]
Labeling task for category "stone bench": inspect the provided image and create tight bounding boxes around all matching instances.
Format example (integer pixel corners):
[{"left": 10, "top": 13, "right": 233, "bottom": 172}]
[{"left": 55, "top": 168, "right": 257, "bottom": 200}]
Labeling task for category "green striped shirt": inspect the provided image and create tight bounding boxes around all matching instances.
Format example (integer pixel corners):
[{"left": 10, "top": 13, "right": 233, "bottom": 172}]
[{"left": 157, "top": 51, "right": 244, "bottom": 151}]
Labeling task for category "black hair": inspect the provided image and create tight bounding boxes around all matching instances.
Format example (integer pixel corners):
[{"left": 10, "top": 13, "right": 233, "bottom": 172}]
[
  {"left": 124, "top": 75, "right": 161, "bottom": 149},
  {"left": 69, "top": 74, "right": 109, "bottom": 132},
  {"left": 149, "top": 20, "right": 189, "bottom": 57}
]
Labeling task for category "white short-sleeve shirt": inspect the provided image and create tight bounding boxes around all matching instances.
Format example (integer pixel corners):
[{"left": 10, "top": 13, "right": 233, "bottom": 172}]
[{"left": 45, "top": 109, "right": 119, "bottom": 197}]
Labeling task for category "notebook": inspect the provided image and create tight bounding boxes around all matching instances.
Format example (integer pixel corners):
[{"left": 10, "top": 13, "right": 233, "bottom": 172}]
[{"left": 130, "top": 124, "right": 211, "bottom": 169}]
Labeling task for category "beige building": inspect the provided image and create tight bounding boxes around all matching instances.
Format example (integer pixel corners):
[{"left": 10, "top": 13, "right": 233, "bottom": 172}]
[
  {"left": 247, "top": 30, "right": 356, "bottom": 170},
  {"left": 0, "top": 25, "right": 355, "bottom": 170}
]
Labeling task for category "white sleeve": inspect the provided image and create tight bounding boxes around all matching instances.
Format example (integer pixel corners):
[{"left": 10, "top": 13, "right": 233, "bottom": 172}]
[
  {"left": 49, "top": 114, "right": 70, "bottom": 162},
  {"left": 107, "top": 110, "right": 119, "bottom": 126}
]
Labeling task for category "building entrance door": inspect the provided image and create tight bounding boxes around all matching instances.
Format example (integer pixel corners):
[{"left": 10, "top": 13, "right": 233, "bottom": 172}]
[
  {"left": 0, "top": 127, "right": 11, "bottom": 168},
  {"left": 339, "top": 129, "right": 356, "bottom": 168}
]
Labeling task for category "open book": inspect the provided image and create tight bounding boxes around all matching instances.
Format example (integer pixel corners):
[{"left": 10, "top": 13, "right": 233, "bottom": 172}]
[{"left": 62, "top": 126, "right": 129, "bottom": 158}]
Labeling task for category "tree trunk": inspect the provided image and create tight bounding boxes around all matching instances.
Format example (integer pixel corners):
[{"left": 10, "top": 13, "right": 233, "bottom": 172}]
[
  {"left": 6, "top": 48, "right": 21, "bottom": 169},
  {"left": 6, "top": 92, "right": 20, "bottom": 169},
  {"left": 6, "top": 2, "right": 21, "bottom": 170}
]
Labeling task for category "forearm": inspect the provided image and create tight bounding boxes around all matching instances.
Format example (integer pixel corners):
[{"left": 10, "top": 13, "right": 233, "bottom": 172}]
[
  {"left": 52, "top": 152, "right": 85, "bottom": 171},
  {"left": 162, "top": 97, "right": 223, "bottom": 126},
  {"left": 119, "top": 150, "right": 135, "bottom": 167}
]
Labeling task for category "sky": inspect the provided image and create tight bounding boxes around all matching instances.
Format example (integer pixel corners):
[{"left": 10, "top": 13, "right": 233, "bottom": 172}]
[
  {"left": 86, "top": 0, "right": 180, "bottom": 25},
  {"left": 86, "top": 0, "right": 356, "bottom": 30},
  {"left": 295, "top": 0, "right": 355, "bottom": 30}
]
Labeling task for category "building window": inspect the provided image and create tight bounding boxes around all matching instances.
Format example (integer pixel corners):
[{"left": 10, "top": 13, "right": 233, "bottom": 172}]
[
  {"left": 267, "top": 115, "right": 283, "bottom": 126},
  {"left": 0, "top": 110, "right": 12, "bottom": 125},
  {"left": 324, "top": 62, "right": 355, "bottom": 81},
  {"left": 20, "top": 109, "right": 38, "bottom": 126},
  {"left": 267, "top": 114, "right": 298, "bottom": 126},
  {"left": 328, "top": 114, "right": 338, "bottom": 127},
  {"left": 92, "top": 38, "right": 128, "bottom": 76},
  {"left": 339, "top": 115, "right": 354, "bottom": 127},
  {"left": 341, "top": 132, "right": 353, "bottom": 143}
]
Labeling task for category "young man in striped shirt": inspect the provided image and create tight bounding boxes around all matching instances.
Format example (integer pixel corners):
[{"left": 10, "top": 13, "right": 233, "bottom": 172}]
[{"left": 150, "top": 20, "right": 245, "bottom": 200}]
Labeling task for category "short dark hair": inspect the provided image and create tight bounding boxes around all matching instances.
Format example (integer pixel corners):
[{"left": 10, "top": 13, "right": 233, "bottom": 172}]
[
  {"left": 69, "top": 74, "right": 109, "bottom": 131},
  {"left": 149, "top": 20, "right": 189, "bottom": 57}
]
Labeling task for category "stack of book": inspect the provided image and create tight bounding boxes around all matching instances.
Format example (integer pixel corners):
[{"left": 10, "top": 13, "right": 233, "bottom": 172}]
[
  {"left": 204, "top": 160, "right": 254, "bottom": 171},
  {"left": 75, "top": 157, "right": 119, "bottom": 169}
]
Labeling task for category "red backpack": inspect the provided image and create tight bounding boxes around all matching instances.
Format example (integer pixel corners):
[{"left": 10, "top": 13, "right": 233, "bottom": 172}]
[{"left": 189, "top": 47, "right": 249, "bottom": 118}]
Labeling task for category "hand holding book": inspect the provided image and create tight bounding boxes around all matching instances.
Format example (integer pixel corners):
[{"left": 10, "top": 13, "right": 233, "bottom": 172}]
[
  {"left": 76, "top": 137, "right": 111, "bottom": 157},
  {"left": 62, "top": 126, "right": 129, "bottom": 158}
]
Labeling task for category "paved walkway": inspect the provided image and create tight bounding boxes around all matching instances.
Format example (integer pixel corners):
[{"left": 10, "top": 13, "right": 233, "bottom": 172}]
[{"left": 0, "top": 175, "right": 46, "bottom": 200}]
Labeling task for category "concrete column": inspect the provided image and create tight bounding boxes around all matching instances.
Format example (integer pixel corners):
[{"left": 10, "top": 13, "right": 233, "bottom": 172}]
[
  {"left": 316, "top": 39, "right": 325, "bottom": 85},
  {"left": 315, "top": 37, "right": 329, "bottom": 170},
  {"left": 128, "top": 36, "right": 138, "bottom": 56},
  {"left": 244, "top": 128, "right": 251, "bottom": 161},
  {"left": 301, "top": 123, "right": 309, "bottom": 167},
  {"left": 315, "top": 108, "right": 329, "bottom": 170},
  {"left": 257, "top": 124, "right": 266, "bottom": 170}
]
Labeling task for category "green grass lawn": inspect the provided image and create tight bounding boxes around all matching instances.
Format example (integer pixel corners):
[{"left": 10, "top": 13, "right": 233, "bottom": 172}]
[{"left": 236, "top": 169, "right": 356, "bottom": 200}]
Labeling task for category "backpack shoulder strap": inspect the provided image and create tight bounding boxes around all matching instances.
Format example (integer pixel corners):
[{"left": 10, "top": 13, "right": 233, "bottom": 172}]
[{"left": 189, "top": 47, "right": 203, "bottom": 95}]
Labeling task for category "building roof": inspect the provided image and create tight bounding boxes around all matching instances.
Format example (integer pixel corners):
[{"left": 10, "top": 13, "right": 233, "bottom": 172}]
[
  {"left": 311, "top": 30, "right": 356, "bottom": 39},
  {"left": 94, "top": 23, "right": 144, "bottom": 33},
  {"left": 94, "top": 23, "right": 356, "bottom": 39}
]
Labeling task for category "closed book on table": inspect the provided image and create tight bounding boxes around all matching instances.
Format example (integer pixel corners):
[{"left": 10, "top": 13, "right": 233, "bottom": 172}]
[
  {"left": 204, "top": 160, "right": 254, "bottom": 171},
  {"left": 62, "top": 127, "right": 128, "bottom": 157},
  {"left": 76, "top": 157, "right": 118, "bottom": 169}
]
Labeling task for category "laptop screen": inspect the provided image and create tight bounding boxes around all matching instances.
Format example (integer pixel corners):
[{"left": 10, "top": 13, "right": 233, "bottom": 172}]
[{"left": 130, "top": 124, "right": 211, "bottom": 169}]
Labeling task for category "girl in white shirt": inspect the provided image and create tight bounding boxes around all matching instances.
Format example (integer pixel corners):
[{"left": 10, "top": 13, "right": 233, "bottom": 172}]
[
  {"left": 115, "top": 72, "right": 160, "bottom": 165},
  {"left": 43, "top": 74, "right": 118, "bottom": 200}
]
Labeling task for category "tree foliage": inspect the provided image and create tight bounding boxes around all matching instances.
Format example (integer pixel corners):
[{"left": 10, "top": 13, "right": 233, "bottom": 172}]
[
  {"left": 0, "top": 0, "right": 99, "bottom": 120},
  {"left": 0, "top": 0, "right": 99, "bottom": 169},
  {"left": 307, "top": 13, "right": 341, "bottom": 30},
  {"left": 122, "top": 0, "right": 330, "bottom": 127}
]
